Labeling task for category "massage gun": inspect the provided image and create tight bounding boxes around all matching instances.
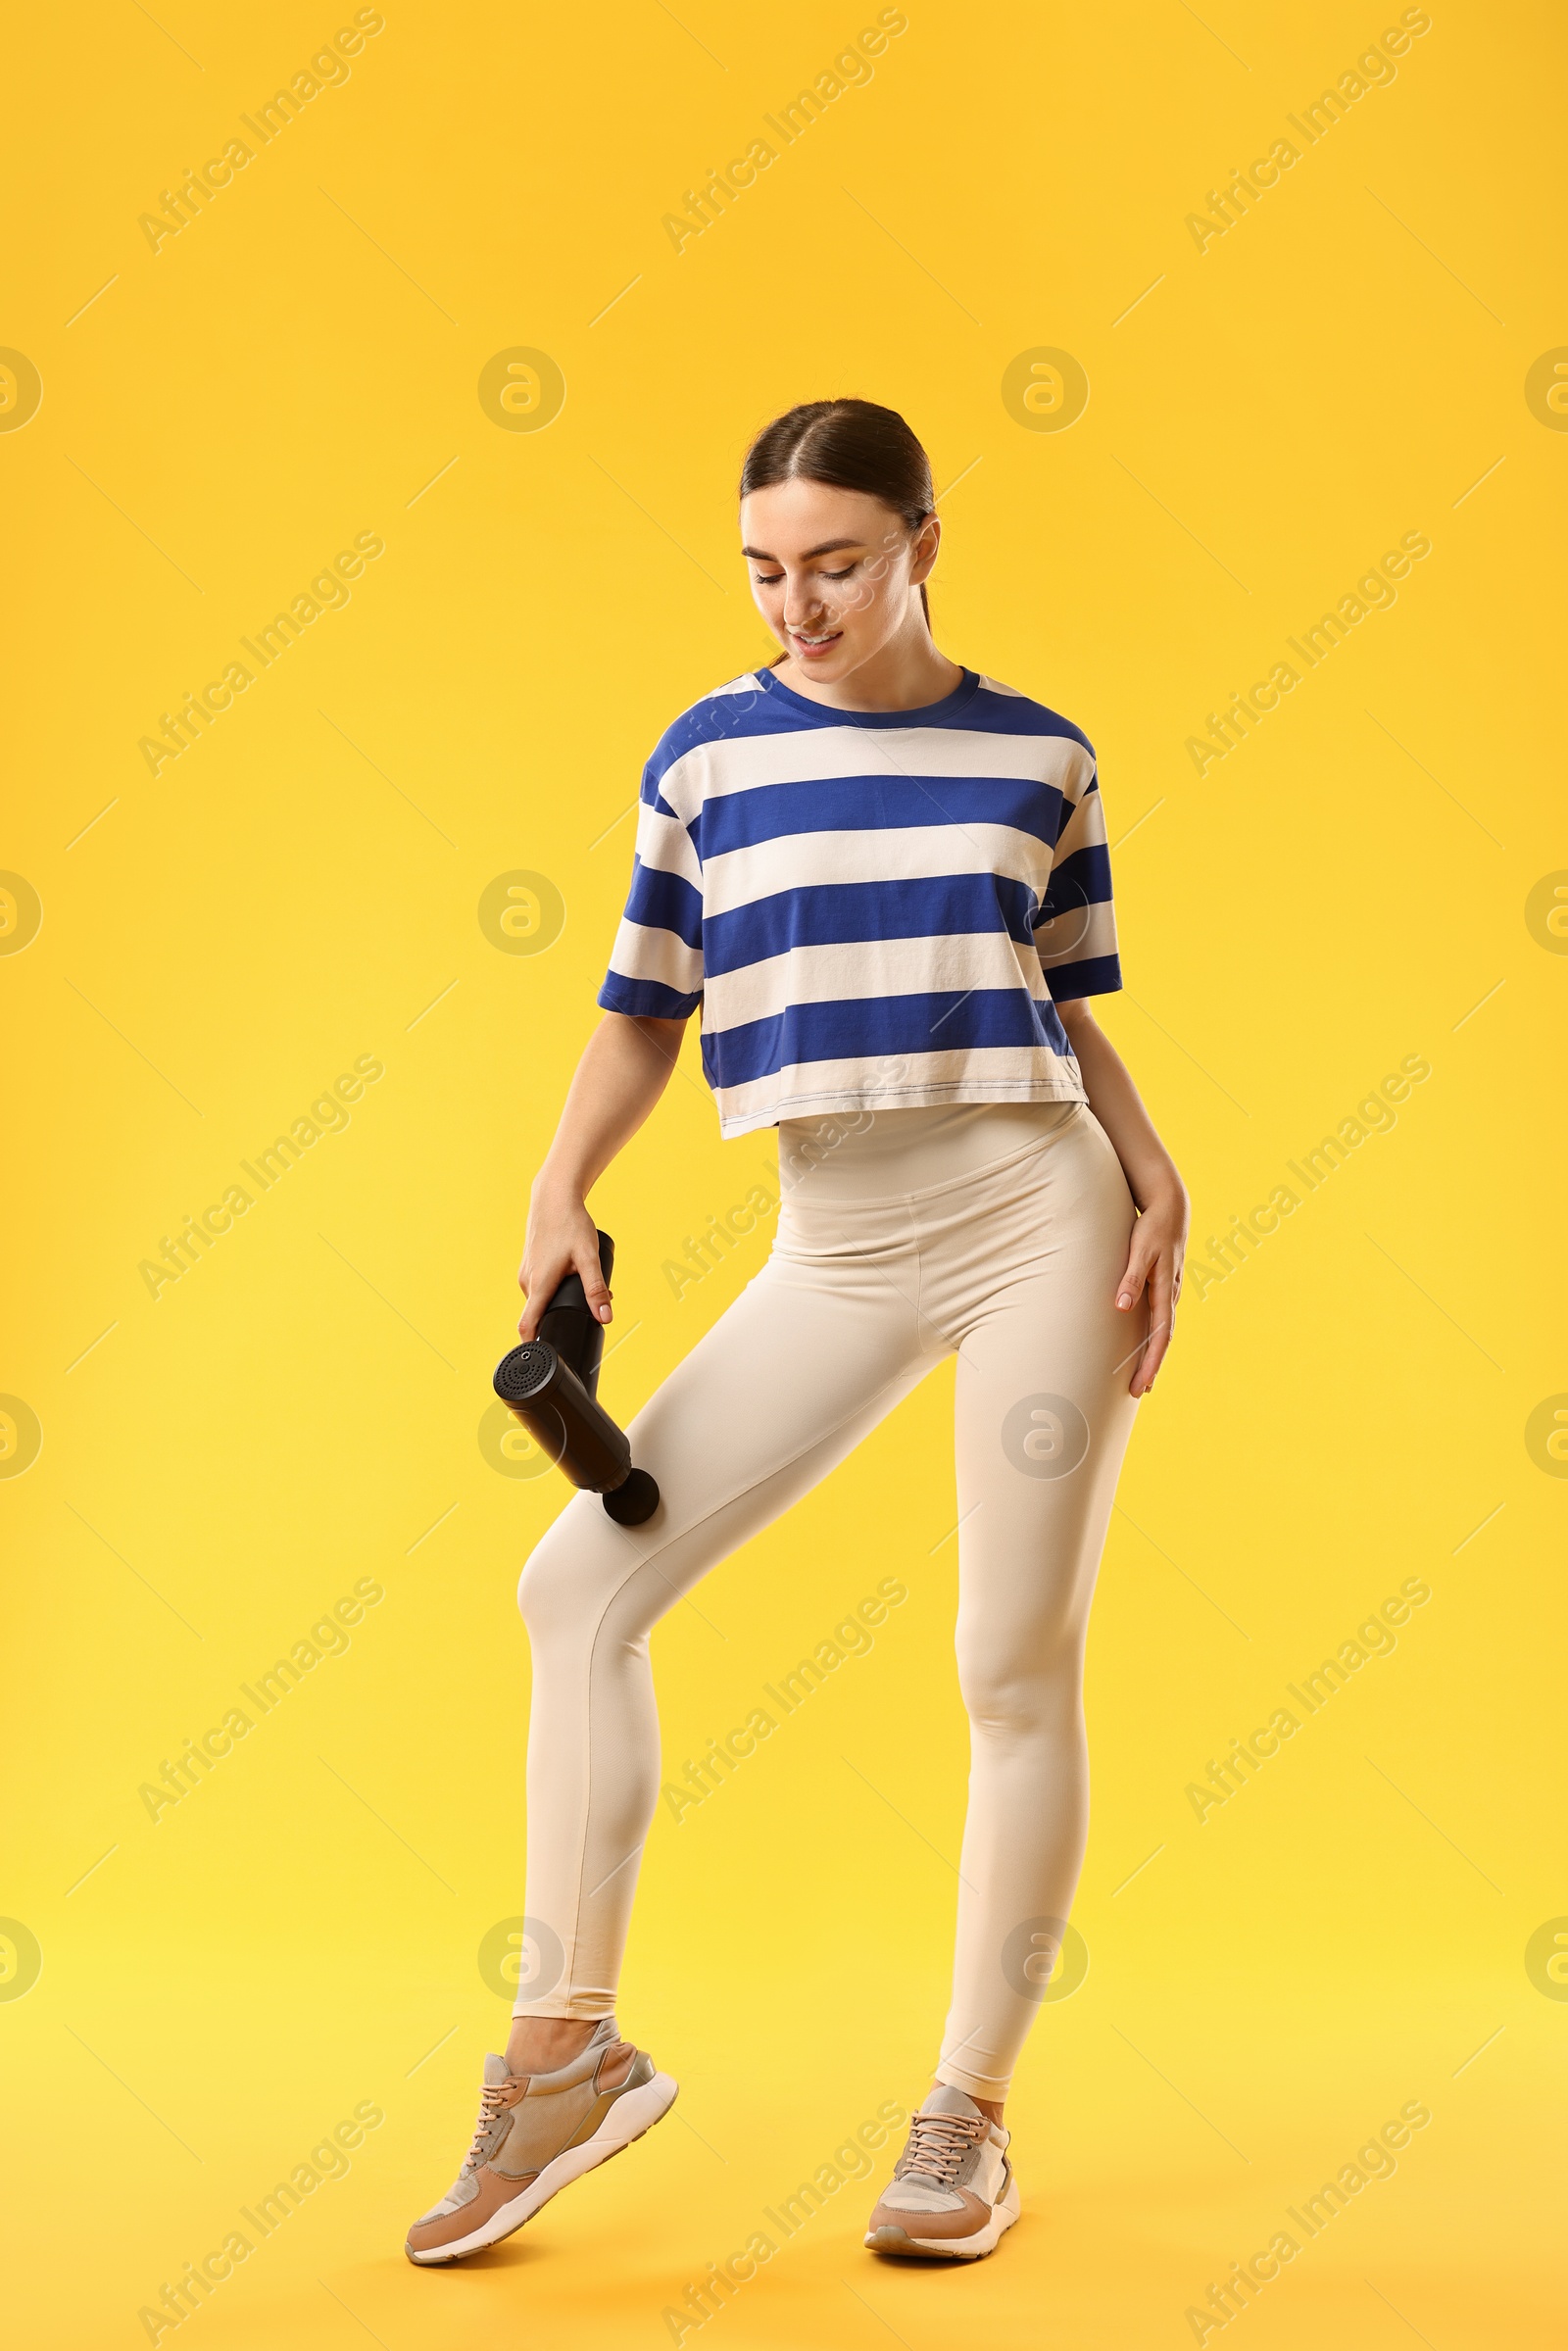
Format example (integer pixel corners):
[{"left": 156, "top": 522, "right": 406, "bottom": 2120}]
[{"left": 492, "top": 1230, "right": 661, "bottom": 1526}]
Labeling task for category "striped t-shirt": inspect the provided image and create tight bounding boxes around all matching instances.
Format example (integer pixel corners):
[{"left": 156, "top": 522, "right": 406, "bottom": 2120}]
[{"left": 598, "top": 662, "right": 1121, "bottom": 1139}]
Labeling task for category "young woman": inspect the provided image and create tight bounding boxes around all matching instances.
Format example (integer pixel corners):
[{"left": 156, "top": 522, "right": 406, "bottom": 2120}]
[{"left": 406, "top": 398, "right": 1188, "bottom": 2268}]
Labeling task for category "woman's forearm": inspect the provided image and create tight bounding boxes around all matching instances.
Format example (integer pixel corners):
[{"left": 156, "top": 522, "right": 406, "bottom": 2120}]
[
  {"left": 517, "top": 1011, "right": 690, "bottom": 1335},
  {"left": 535, "top": 1011, "right": 690, "bottom": 1201},
  {"left": 1059, "top": 999, "right": 1188, "bottom": 1391},
  {"left": 1057, "top": 1001, "right": 1185, "bottom": 1213}
]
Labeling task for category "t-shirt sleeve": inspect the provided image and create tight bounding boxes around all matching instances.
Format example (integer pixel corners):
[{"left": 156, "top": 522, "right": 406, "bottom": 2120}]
[
  {"left": 1032, "top": 746, "right": 1122, "bottom": 1000},
  {"left": 596, "top": 739, "right": 704, "bottom": 1019}
]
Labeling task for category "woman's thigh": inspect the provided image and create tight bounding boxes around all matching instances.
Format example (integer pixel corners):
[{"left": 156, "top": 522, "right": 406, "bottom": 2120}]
[
  {"left": 518, "top": 1247, "right": 944, "bottom": 1644},
  {"left": 946, "top": 1111, "right": 1146, "bottom": 1689}
]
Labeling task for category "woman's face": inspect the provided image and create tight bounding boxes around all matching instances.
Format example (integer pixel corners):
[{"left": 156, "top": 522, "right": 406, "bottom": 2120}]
[{"left": 740, "top": 477, "right": 938, "bottom": 683}]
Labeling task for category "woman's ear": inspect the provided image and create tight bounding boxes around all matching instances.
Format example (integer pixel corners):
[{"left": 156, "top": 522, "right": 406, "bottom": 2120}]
[{"left": 909, "top": 514, "right": 941, "bottom": 585}]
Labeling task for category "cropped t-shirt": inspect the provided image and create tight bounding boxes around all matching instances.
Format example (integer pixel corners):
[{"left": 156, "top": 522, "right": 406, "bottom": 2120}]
[{"left": 597, "top": 662, "right": 1122, "bottom": 1140}]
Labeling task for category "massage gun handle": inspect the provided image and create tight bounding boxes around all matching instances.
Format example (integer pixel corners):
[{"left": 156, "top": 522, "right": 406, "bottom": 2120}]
[
  {"left": 536, "top": 1229, "right": 615, "bottom": 1396},
  {"left": 511, "top": 1346, "right": 632, "bottom": 1494}
]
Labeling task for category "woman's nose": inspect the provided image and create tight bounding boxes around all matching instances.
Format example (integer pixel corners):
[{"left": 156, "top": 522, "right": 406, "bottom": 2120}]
[{"left": 782, "top": 576, "right": 824, "bottom": 624}]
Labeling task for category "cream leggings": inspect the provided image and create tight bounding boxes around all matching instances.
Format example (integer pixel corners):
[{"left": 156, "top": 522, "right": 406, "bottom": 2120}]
[{"left": 514, "top": 1098, "right": 1146, "bottom": 2100}]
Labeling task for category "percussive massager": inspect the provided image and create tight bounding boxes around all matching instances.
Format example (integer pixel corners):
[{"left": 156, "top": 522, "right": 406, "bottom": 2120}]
[{"left": 492, "top": 1230, "right": 660, "bottom": 1525}]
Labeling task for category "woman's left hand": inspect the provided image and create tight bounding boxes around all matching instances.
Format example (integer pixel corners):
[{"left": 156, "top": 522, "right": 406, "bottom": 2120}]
[{"left": 1115, "top": 1185, "right": 1188, "bottom": 1397}]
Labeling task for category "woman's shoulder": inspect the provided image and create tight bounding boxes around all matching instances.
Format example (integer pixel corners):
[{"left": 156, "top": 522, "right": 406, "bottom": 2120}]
[
  {"left": 969, "top": 672, "right": 1097, "bottom": 762},
  {"left": 643, "top": 667, "right": 771, "bottom": 781}
]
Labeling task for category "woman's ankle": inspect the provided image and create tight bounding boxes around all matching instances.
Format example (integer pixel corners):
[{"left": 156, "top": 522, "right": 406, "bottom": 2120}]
[
  {"left": 930, "top": 2076, "right": 1004, "bottom": 2127},
  {"left": 506, "top": 2015, "right": 604, "bottom": 2074}
]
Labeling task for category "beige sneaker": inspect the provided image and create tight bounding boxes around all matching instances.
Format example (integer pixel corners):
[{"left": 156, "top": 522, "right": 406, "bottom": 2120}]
[
  {"left": 864, "top": 2085, "right": 1021, "bottom": 2260},
  {"left": 405, "top": 2018, "right": 677, "bottom": 2265}
]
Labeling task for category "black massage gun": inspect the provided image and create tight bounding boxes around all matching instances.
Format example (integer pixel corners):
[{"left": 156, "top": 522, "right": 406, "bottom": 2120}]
[{"left": 492, "top": 1230, "right": 661, "bottom": 1526}]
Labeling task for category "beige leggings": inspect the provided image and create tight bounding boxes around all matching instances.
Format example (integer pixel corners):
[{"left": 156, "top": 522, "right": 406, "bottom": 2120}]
[{"left": 514, "top": 1098, "right": 1145, "bottom": 2100}]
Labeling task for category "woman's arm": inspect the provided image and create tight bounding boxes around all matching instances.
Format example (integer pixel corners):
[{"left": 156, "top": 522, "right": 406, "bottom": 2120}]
[
  {"left": 1056, "top": 997, "right": 1189, "bottom": 1397},
  {"left": 517, "top": 1010, "right": 690, "bottom": 1339}
]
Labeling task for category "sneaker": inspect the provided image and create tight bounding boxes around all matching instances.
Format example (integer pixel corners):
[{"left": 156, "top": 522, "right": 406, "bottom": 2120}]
[
  {"left": 405, "top": 2018, "right": 678, "bottom": 2265},
  {"left": 863, "top": 2085, "right": 1021, "bottom": 2260}
]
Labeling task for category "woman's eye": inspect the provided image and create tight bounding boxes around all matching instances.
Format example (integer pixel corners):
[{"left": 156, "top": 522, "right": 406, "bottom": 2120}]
[{"left": 751, "top": 565, "right": 857, "bottom": 584}]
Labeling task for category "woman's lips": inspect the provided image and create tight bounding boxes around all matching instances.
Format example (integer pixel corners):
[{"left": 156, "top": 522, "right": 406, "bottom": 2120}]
[{"left": 791, "top": 629, "right": 842, "bottom": 659}]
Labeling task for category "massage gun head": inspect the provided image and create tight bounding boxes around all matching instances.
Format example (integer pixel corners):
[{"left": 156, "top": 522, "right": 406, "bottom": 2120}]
[
  {"left": 494, "top": 1341, "right": 558, "bottom": 1404},
  {"left": 603, "top": 1466, "right": 661, "bottom": 1525}
]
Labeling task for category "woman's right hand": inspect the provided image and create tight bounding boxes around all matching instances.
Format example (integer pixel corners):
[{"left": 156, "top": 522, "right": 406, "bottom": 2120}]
[{"left": 517, "top": 1187, "right": 612, "bottom": 1341}]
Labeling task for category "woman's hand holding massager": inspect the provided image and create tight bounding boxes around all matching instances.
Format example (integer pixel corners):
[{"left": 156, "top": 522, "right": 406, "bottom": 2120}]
[{"left": 518, "top": 1189, "right": 612, "bottom": 1341}]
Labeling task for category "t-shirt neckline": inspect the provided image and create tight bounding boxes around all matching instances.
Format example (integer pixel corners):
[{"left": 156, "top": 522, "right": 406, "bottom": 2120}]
[{"left": 755, "top": 661, "right": 980, "bottom": 727}]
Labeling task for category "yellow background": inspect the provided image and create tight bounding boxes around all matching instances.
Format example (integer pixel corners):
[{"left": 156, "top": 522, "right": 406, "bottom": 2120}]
[{"left": 3, "top": 1, "right": 1564, "bottom": 2344}]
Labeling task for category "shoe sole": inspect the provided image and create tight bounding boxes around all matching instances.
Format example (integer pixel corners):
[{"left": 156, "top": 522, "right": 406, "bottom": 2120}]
[
  {"left": 406, "top": 2072, "right": 680, "bottom": 2265},
  {"left": 864, "top": 2173, "right": 1021, "bottom": 2261}
]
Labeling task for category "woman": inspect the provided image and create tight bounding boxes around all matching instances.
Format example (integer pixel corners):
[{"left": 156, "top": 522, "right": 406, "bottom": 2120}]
[{"left": 406, "top": 398, "right": 1188, "bottom": 2268}]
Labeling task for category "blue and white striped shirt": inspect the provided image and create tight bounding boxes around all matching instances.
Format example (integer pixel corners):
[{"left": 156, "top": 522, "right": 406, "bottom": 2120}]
[{"left": 598, "top": 662, "right": 1121, "bottom": 1139}]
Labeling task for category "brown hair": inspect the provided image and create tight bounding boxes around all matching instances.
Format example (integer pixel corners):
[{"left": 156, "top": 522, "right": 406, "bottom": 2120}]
[{"left": 738, "top": 399, "right": 936, "bottom": 659}]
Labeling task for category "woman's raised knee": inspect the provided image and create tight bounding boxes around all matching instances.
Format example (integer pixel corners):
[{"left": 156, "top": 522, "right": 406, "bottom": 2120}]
[
  {"left": 516, "top": 1526, "right": 591, "bottom": 1638},
  {"left": 515, "top": 1500, "right": 648, "bottom": 1637}
]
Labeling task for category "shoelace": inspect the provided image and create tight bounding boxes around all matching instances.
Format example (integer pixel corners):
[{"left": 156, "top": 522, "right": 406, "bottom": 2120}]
[
  {"left": 898, "top": 2109, "right": 987, "bottom": 2188},
  {"left": 463, "top": 2078, "right": 523, "bottom": 2173}
]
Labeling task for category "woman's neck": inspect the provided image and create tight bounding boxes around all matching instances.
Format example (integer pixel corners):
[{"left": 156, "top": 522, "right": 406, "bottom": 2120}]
[{"left": 770, "top": 625, "right": 963, "bottom": 713}]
